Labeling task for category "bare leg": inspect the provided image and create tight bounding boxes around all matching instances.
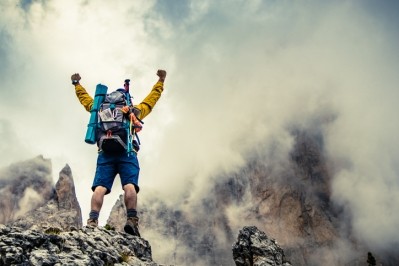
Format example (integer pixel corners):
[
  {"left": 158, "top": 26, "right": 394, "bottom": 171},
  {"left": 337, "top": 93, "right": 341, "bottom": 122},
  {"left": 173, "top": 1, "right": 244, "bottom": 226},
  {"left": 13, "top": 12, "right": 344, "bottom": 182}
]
[
  {"left": 123, "top": 184, "right": 137, "bottom": 210},
  {"left": 91, "top": 186, "right": 108, "bottom": 212}
]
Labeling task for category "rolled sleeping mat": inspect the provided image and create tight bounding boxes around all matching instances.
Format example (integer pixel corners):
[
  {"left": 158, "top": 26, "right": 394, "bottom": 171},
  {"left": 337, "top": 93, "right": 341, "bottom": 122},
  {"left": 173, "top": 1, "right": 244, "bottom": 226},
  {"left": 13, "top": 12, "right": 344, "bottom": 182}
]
[{"left": 85, "top": 84, "right": 108, "bottom": 144}]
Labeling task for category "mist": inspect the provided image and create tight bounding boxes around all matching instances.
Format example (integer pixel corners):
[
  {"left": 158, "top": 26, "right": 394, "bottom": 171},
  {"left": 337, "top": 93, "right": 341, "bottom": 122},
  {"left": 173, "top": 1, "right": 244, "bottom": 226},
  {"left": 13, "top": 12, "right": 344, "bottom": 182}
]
[
  {"left": 0, "top": 156, "right": 53, "bottom": 224},
  {"left": 1, "top": 0, "right": 398, "bottom": 261}
]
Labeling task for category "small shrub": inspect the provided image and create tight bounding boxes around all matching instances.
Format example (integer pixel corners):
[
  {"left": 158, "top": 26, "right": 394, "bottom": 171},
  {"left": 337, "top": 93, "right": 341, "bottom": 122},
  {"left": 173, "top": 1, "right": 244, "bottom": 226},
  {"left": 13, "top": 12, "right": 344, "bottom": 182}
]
[
  {"left": 104, "top": 224, "right": 115, "bottom": 231},
  {"left": 44, "top": 227, "right": 62, "bottom": 235},
  {"left": 120, "top": 251, "right": 130, "bottom": 263}
]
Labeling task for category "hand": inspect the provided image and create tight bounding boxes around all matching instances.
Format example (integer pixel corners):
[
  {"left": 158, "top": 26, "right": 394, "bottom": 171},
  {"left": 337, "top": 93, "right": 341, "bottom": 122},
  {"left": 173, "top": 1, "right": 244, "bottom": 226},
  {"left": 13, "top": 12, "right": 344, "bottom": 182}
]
[
  {"left": 71, "top": 73, "right": 81, "bottom": 85},
  {"left": 121, "top": 106, "right": 130, "bottom": 114},
  {"left": 156, "top": 69, "right": 167, "bottom": 82},
  {"left": 130, "top": 113, "right": 142, "bottom": 132}
]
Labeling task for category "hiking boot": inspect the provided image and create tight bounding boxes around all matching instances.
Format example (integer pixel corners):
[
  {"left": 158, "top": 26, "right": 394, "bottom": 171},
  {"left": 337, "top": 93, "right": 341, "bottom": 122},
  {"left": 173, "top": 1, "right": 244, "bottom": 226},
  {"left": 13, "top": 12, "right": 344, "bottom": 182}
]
[
  {"left": 124, "top": 216, "right": 140, "bottom": 237},
  {"left": 87, "top": 218, "right": 98, "bottom": 227}
]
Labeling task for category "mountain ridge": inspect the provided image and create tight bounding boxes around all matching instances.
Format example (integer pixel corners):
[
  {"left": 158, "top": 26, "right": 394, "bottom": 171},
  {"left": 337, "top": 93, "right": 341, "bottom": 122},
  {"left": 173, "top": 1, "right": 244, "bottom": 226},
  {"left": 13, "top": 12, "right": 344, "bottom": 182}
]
[
  {"left": 1, "top": 128, "right": 396, "bottom": 266},
  {"left": 0, "top": 156, "right": 290, "bottom": 266}
]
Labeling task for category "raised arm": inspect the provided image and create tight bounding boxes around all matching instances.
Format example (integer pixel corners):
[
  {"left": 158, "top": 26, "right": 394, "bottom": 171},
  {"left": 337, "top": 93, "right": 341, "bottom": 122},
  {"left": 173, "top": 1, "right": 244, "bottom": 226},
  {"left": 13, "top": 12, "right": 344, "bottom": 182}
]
[
  {"left": 71, "top": 73, "right": 94, "bottom": 112},
  {"left": 134, "top": 70, "right": 167, "bottom": 120}
]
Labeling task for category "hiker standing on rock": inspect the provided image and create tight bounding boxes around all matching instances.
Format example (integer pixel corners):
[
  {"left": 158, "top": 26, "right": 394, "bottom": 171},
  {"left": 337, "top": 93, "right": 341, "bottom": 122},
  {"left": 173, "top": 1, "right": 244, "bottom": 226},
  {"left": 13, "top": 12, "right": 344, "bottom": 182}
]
[{"left": 71, "top": 70, "right": 167, "bottom": 236}]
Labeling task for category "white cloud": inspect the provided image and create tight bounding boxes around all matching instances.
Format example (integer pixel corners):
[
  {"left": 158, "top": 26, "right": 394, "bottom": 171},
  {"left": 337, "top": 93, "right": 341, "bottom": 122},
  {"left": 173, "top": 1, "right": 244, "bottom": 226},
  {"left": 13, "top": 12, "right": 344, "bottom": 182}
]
[{"left": 0, "top": 0, "right": 398, "bottom": 257}]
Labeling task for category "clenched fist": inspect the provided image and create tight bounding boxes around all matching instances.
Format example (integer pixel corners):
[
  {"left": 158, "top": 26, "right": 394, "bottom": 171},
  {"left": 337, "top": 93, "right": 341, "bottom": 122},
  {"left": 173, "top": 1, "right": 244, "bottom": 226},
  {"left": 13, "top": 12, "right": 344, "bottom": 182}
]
[
  {"left": 156, "top": 70, "right": 167, "bottom": 82},
  {"left": 71, "top": 73, "right": 81, "bottom": 85}
]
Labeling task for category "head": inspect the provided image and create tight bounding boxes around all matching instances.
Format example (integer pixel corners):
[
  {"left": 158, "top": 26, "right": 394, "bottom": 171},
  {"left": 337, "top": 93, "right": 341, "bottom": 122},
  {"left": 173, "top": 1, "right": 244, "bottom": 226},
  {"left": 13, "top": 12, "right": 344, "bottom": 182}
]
[{"left": 124, "top": 79, "right": 130, "bottom": 92}]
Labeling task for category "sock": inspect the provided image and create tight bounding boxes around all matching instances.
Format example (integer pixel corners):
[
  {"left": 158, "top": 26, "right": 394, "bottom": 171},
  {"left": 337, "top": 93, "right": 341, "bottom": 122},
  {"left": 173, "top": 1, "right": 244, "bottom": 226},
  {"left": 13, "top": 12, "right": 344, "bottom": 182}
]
[
  {"left": 89, "top": 210, "right": 99, "bottom": 220},
  {"left": 127, "top": 208, "right": 137, "bottom": 218}
]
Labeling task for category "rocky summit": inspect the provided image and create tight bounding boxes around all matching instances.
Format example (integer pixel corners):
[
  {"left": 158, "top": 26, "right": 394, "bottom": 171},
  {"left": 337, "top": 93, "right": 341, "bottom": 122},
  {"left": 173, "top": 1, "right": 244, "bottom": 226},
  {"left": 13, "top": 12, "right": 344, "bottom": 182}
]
[
  {"left": 233, "top": 226, "right": 292, "bottom": 266},
  {"left": 0, "top": 156, "right": 296, "bottom": 266},
  {"left": 0, "top": 157, "right": 157, "bottom": 266},
  {"left": 1, "top": 142, "right": 395, "bottom": 266},
  {"left": 11, "top": 163, "right": 82, "bottom": 232},
  {"left": 0, "top": 224, "right": 155, "bottom": 266},
  {"left": 0, "top": 222, "right": 292, "bottom": 266}
]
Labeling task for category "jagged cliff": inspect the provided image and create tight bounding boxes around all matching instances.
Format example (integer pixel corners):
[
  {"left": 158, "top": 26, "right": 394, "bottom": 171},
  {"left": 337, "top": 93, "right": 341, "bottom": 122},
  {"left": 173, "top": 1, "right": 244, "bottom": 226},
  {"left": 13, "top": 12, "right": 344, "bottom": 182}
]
[
  {"left": 1, "top": 156, "right": 289, "bottom": 266},
  {"left": 0, "top": 223, "right": 287, "bottom": 266},
  {"left": 11, "top": 163, "right": 82, "bottom": 231},
  {"left": 232, "top": 226, "right": 292, "bottom": 266},
  {"left": 104, "top": 128, "right": 393, "bottom": 265},
  {"left": 1, "top": 137, "right": 395, "bottom": 266},
  {"left": 0, "top": 225, "right": 155, "bottom": 266},
  {"left": 0, "top": 157, "right": 156, "bottom": 265}
]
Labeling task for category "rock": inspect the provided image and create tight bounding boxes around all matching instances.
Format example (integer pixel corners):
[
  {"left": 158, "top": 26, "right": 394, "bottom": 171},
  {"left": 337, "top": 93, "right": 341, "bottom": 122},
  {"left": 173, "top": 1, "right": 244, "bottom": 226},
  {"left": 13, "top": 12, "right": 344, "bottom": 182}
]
[
  {"left": 106, "top": 194, "right": 127, "bottom": 232},
  {"left": 232, "top": 226, "right": 292, "bottom": 266},
  {"left": 0, "top": 224, "right": 157, "bottom": 266},
  {"left": 104, "top": 128, "right": 398, "bottom": 265},
  {"left": 0, "top": 157, "right": 160, "bottom": 265},
  {"left": 11, "top": 164, "right": 82, "bottom": 231}
]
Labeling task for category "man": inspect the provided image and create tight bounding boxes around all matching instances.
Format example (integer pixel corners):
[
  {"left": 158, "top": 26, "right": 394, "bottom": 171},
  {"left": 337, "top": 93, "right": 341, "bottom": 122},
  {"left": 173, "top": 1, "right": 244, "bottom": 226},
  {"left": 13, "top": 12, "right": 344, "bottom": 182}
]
[{"left": 71, "top": 70, "right": 167, "bottom": 236}]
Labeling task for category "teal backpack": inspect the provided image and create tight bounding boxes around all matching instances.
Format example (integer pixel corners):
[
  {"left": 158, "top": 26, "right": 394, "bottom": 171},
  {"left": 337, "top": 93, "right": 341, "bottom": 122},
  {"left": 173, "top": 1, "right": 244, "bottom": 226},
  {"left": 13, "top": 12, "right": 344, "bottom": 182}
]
[{"left": 85, "top": 82, "right": 141, "bottom": 154}]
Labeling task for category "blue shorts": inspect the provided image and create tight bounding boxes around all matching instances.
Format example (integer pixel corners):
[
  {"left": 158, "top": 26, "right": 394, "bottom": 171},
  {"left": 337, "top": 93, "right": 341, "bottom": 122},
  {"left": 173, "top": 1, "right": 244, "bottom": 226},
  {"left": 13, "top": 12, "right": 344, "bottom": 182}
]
[{"left": 92, "top": 152, "right": 140, "bottom": 194}]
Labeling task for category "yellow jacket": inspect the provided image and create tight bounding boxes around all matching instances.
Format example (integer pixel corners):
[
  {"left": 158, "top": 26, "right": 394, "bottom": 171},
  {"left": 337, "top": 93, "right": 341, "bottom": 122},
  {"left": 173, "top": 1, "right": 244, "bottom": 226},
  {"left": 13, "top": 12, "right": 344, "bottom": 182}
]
[{"left": 74, "top": 81, "right": 164, "bottom": 120}]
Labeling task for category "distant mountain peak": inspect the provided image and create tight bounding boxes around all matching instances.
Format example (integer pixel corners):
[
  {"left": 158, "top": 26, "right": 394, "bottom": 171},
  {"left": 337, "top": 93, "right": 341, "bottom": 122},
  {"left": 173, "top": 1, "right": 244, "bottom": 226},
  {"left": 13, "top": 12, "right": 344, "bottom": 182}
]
[{"left": 11, "top": 161, "right": 82, "bottom": 232}]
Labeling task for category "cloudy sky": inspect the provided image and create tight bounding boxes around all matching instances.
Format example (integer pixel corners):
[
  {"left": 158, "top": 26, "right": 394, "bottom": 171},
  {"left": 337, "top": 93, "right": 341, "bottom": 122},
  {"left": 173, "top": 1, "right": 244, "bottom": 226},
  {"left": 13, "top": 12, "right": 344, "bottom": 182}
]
[{"left": 1, "top": 0, "right": 399, "bottom": 254}]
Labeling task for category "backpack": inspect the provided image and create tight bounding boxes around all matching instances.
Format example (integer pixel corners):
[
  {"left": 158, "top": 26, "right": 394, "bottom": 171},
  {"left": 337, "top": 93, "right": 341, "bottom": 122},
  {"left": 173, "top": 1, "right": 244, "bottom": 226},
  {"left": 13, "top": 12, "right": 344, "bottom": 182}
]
[{"left": 96, "top": 89, "right": 140, "bottom": 153}]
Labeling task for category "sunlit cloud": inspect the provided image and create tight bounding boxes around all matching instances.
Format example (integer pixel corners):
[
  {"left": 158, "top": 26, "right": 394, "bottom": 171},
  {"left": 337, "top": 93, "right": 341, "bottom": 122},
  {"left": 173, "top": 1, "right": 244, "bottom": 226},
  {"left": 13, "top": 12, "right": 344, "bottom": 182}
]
[{"left": 1, "top": 0, "right": 398, "bottom": 264}]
